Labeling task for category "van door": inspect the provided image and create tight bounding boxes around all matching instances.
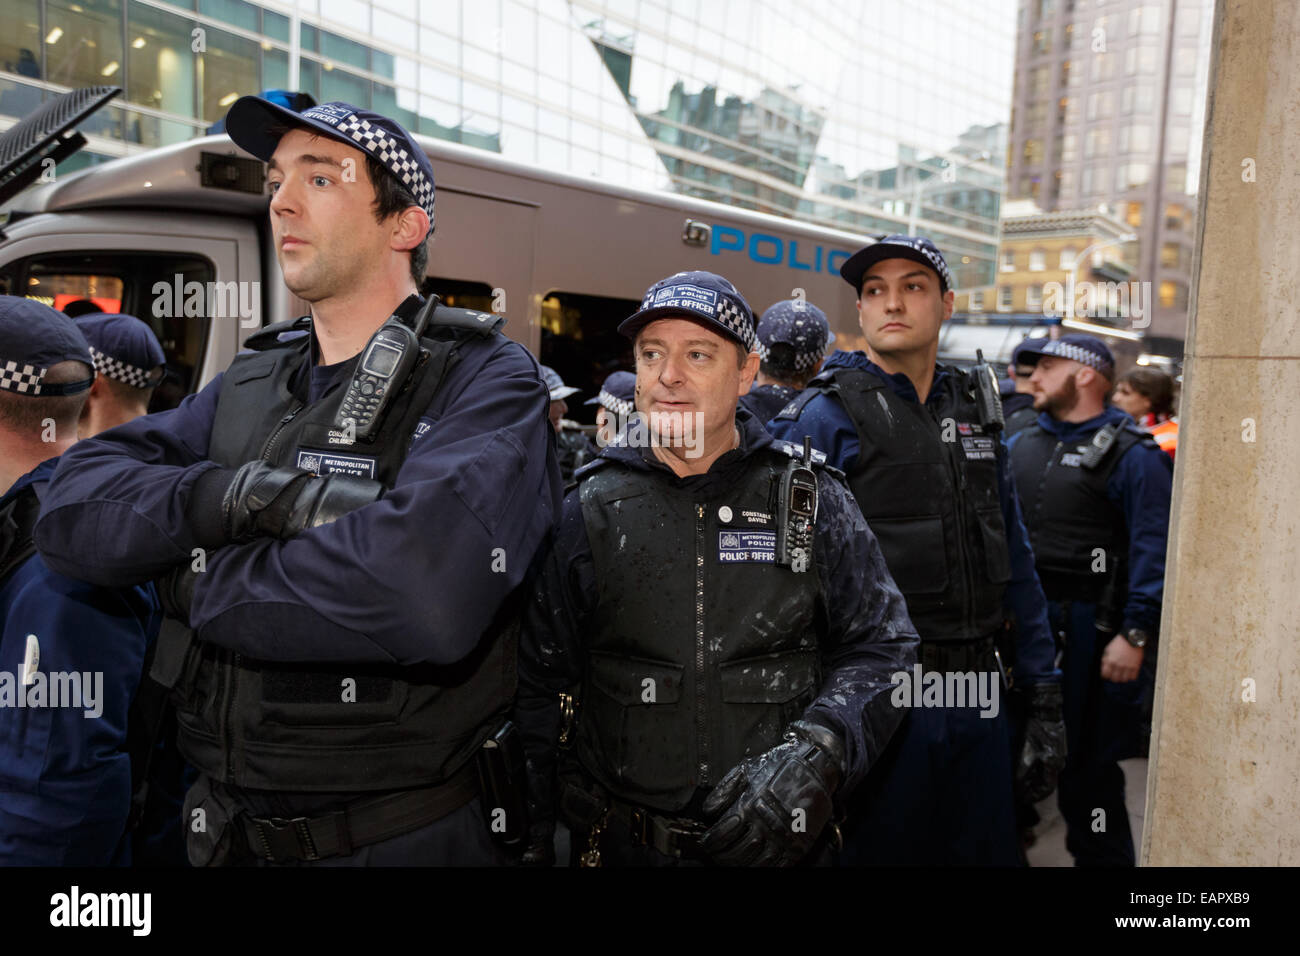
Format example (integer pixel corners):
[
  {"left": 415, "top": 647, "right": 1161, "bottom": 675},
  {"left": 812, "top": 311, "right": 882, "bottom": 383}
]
[
  {"left": 0, "top": 210, "right": 262, "bottom": 402},
  {"left": 422, "top": 188, "right": 538, "bottom": 353}
]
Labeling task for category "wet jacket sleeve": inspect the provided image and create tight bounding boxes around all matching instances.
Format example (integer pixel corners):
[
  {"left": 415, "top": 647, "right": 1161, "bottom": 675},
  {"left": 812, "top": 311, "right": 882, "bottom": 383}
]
[
  {"left": 514, "top": 489, "right": 594, "bottom": 832},
  {"left": 1108, "top": 443, "right": 1173, "bottom": 637},
  {"left": 765, "top": 394, "right": 861, "bottom": 472},
  {"left": 183, "top": 337, "right": 562, "bottom": 666},
  {"left": 803, "top": 473, "right": 920, "bottom": 798},
  {"left": 34, "top": 376, "right": 228, "bottom": 585},
  {"left": 996, "top": 438, "right": 1060, "bottom": 684}
]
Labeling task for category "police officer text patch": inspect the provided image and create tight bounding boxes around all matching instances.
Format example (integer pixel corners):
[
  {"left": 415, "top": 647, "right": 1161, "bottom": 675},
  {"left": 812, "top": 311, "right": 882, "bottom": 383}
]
[
  {"left": 961, "top": 436, "right": 997, "bottom": 461},
  {"left": 297, "top": 449, "right": 378, "bottom": 478},
  {"left": 717, "top": 530, "right": 776, "bottom": 563}
]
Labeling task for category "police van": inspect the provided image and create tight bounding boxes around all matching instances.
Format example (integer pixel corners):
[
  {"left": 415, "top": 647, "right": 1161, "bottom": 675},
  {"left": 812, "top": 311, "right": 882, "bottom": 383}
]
[{"left": 0, "top": 87, "right": 871, "bottom": 417}]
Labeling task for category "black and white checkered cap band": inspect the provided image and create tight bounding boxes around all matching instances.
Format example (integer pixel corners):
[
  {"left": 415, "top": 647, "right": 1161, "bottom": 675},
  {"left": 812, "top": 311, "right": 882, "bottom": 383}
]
[
  {"left": 336, "top": 114, "right": 435, "bottom": 229},
  {"left": 0, "top": 358, "right": 46, "bottom": 394},
  {"left": 755, "top": 340, "right": 824, "bottom": 371},
  {"left": 1043, "top": 341, "right": 1114, "bottom": 376},
  {"left": 596, "top": 389, "right": 634, "bottom": 417},
  {"left": 90, "top": 346, "right": 160, "bottom": 389},
  {"left": 637, "top": 283, "right": 755, "bottom": 349}
]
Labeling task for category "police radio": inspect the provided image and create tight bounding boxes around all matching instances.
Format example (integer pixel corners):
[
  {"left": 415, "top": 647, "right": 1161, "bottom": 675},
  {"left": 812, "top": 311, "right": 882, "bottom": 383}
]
[
  {"left": 776, "top": 436, "right": 818, "bottom": 569},
  {"left": 334, "top": 296, "right": 439, "bottom": 441},
  {"left": 971, "top": 348, "right": 1006, "bottom": 433}
]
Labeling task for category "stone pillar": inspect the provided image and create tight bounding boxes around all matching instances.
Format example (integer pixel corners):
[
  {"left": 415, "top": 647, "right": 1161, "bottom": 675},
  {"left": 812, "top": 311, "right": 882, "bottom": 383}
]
[{"left": 1142, "top": 0, "right": 1300, "bottom": 864}]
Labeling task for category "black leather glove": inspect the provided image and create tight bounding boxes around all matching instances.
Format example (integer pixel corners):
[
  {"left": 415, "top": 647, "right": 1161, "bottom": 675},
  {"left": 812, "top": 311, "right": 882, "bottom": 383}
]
[
  {"left": 700, "top": 720, "right": 844, "bottom": 867},
  {"left": 221, "top": 460, "right": 383, "bottom": 543},
  {"left": 1016, "top": 681, "right": 1067, "bottom": 804}
]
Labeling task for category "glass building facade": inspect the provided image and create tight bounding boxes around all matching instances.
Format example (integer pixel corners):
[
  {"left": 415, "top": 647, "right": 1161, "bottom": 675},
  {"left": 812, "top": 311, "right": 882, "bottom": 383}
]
[{"left": 1, "top": 0, "right": 1018, "bottom": 288}]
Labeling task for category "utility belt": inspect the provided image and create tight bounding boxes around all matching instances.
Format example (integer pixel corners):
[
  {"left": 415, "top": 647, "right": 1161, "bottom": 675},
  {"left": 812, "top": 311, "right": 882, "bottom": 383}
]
[
  {"left": 185, "top": 721, "right": 528, "bottom": 865},
  {"left": 239, "top": 760, "right": 481, "bottom": 864},
  {"left": 558, "top": 772, "right": 709, "bottom": 865}
]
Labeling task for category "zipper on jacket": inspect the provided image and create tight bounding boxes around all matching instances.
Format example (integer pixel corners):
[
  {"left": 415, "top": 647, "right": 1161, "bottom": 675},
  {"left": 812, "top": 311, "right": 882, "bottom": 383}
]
[
  {"left": 259, "top": 400, "right": 305, "bottom": 462},
  {"left": 695, "top": 502, "right": 709, "bottom": 785},
  {"left": 932, "top": 405, "right": 976, "bottom": 638}
]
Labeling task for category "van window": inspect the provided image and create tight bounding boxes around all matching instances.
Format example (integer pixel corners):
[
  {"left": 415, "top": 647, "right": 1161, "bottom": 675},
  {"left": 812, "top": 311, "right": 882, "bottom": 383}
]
[
  {"left": 539, "top": 290, "right": 639, "bottom": 425},
  {"left": 420, "top": 276, "right": 496, "bottom": 313},
  {"left": 8, "top": 252, "right": 216, "bottom": 411}
]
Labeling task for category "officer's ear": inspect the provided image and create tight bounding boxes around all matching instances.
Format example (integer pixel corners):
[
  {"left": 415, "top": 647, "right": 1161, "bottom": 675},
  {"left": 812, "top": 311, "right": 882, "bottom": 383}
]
[
  {"left": 738, "top": 347, "right": 760, "bottom": 394},
  {"left": 941, "top": 287, "right": 955, "bottom": 322}
]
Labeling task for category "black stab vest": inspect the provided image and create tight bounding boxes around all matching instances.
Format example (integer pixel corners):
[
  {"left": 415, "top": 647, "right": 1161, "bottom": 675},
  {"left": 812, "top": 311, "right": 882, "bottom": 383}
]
[
  {"left": 1009, "top": 420, "right": 1153, "bottom": 600},
  {"left": 166, "top": 318, "right": 516, "bottom": 792},
  {"left": 575, "top": 450, "right": 826, "bottom": 811},
  {"left": 783, "top": 366, "right": 1010, "bottom": 643}
]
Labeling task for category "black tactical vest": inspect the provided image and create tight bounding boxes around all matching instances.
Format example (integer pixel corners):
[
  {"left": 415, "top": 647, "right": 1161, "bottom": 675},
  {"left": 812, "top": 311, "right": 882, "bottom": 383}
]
[
  {"left": 1009, "top": 420, "right": 1153, "bottom": 600},
  {"left": 575, "top": 447, "right": 827, "bottom": 812},
  {"left": 778, "top": 365, "right": 1010, "bottom": 644},
  {"left": 165, "top": 312, "right": 516, "bottom": 792}
]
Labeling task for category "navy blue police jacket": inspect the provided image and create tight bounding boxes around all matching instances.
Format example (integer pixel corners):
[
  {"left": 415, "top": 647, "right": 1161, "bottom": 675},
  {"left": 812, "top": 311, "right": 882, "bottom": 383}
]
[
  {"left": 1, "top": 458, "right": 161, "bottom": 865},
  {"left": 517, "top": 407, "right": 921, "bottom": 814},
  {"left": 1006, "top": 405, "right": 1172, "bottom": 637},
  {"left": 765, "top": 349, "right": 1059, "bottom": 684},
  {"left": 32, "top": 327, "right": 562, "bottom": 670}
]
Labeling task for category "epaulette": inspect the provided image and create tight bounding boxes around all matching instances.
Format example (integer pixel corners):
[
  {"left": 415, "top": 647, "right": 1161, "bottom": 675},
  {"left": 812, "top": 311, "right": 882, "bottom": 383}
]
[
  {"left": 240, "top": 315, "right": 312, "bottom": 352},
  {"left": 573, "top": 456, "right": 614, "bottom": 482},
  {"left": 768, "top": 439, "right": 844, "bottom": 480},
  {"left": 425, "top": 305, "right": 506, "bottom": 338}
]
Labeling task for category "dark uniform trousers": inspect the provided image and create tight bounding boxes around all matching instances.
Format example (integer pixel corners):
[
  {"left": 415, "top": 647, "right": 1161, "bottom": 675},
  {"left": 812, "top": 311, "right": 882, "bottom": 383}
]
[{"left": 775, "top": 367, "right": 1021, "bottom": 866}]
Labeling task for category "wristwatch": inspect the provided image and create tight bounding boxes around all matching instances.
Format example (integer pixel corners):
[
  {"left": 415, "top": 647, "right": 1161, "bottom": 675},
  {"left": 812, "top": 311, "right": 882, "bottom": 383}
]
[{"left": 1123, "top": 628, "right": 1150, "bottom": 649}]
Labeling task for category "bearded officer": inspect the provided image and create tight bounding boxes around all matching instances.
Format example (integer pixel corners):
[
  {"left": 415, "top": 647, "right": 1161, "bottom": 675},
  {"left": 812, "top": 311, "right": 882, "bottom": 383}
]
[{"left": 516, "top": 270, "right": 918, "bottom": 867}]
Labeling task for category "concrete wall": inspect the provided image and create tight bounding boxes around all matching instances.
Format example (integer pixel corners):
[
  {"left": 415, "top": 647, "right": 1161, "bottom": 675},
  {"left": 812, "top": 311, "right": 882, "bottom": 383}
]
[{"left": 1142, "top": 0, "right": 1300, "bottom": 865}]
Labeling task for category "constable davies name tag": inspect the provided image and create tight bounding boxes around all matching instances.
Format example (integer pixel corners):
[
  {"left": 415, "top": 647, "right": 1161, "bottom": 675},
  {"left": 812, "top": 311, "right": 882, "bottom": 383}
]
[
  {"left": 718, "top": 530, "right": 776, "bottom": 563},
  {"left": 297, "top": 449, "right": 377, "bottom": 479}
]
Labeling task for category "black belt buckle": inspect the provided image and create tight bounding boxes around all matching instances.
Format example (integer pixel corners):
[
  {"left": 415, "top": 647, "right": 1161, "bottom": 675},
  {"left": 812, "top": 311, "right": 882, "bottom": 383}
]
[{"left": 252, "top": 815, "right": 319, "bottom": 863}]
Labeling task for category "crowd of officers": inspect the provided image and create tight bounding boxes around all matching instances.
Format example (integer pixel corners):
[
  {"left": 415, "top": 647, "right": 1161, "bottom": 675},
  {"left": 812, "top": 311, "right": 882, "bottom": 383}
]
[{"left": 0, "top": 96, "right": 1173, "bottom": 868}]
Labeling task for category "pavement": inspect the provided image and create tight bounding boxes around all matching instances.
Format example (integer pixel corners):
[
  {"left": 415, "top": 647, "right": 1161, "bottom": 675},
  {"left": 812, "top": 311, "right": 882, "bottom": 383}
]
[{"left": 1025, "top": 757, "right": 1148, "bottom": 866}]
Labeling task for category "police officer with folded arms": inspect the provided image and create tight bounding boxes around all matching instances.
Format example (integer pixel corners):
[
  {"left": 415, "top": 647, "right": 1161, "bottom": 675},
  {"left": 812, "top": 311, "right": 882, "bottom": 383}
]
[
  {"left": 738, "top": 297, "right": 835, "bottom": 423},
  {"left": 768, "top": 235, "right": 1065, "bottom": 865},
  {"left": 34, "top": 97, "right": 561, "bottom": 865},
  {"left": 1006, "top": 335, "right": 1171, "bottom": 866},
  {"left": 0, "top": 298, "right": 162, "bottom": 864},
  {"left": 516, "top": 270, "right": 918, "bottom": 867}
]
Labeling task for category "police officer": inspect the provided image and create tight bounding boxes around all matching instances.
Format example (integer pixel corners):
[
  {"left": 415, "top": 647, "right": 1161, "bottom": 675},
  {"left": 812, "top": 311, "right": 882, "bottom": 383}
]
[
  {"left": 1007, "top": 335, "right": 1171, "bottom": 866},
  {"left": 738, "top": 298, "right": 835, "bottom": 423},
  {"left": 543, "top": 365, "right": 596, "bottom": 483},
  {"left": 74, "top": 312, "right": 166, "bottom": 437},
  {"left": 515, "top": 270, "right": 919, "bottom": 867},
  {"left": 767, "top": 235, "right": 1065, "bottom": 865},
  {"left": 1001, "top": 337, "right": 1048, "bottom": 439},
  {"left": 583, "top": 369, "right": 635, "bottom": 448},
  {"left": 34, "top": 97, "right": 562, "bottom": 865},
  {"left": 0, "top": 297, "right": 162, "bottom": 864}
]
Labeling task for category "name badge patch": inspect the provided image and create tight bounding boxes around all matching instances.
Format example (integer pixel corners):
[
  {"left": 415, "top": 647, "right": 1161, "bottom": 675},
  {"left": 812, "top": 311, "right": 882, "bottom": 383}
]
[
  {"left": 718, "top": 530, "right": 776, "bottom": 563},
  {"left": 960, "top": 436, "right": 997, "bottom": 460},
  {"left": 297, "top": 449, "right": 377, "bottom": 478}
]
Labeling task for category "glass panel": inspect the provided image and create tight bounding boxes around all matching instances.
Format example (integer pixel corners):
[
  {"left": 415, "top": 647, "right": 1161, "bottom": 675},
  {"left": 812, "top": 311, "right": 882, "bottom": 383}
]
[
  {"left": 262, "top": 46, "right": 288, "bottom": 92},
  {"left": 0, "top": 76, "right": 42, "bottom": 120},
  {"left": 320, "top": 65, "right": 370, "bottom": 107},
  {"left": 129, "top": 1, "right": 196, "bottom": 118},
  {"left": 199, "top": 0, "right": 258, "bottom": 32},
  {"left": 263, "top": 10, "right": 290, "bottom": 43},
  {"left": 371, "top": 83, "right": 418, "bottom": 131},
  {"left": 47, "top": 0, "right": 124, "bottom": 89},
  {"left": 198, "top": 25, "right": 259, "bottom": 123},
  {"left": 0, "top": 0, "right": 41, "bottom": 84},
  {"left": 321, "top": 30, "right": 370, "bottom": 70}
]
